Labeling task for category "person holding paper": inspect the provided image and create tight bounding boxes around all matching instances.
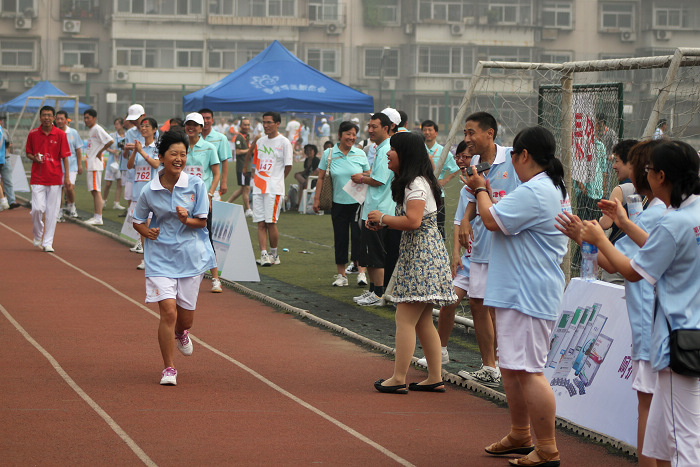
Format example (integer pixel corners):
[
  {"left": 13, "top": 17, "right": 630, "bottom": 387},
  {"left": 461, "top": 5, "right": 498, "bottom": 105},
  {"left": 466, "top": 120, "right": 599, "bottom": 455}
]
[{"left": 313, "top": 121, "right": 370, "bottom": 287}]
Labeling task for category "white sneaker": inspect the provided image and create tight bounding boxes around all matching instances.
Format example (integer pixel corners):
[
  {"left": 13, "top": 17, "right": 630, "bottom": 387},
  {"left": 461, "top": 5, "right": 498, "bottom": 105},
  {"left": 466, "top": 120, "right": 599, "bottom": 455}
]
[
  {"left": 56, "top": 213, "right": 65, "bottom": 223},
  {"left": 113, "top": 202, "right": 126, "bottom": 210},
  {"left": 130, "top": 240, "right": 144, "bottom": 254},
  {"left": 357, "top": 292, "right": 382, "bottom": 306},
  {"left": 84, "top": 217, "right": 103, "bottom": 226},
  {"left": 0, "top": 198, "right": 9, "bottom": 210},
  {"left": 357, "top": 272, "right": 367, "bottom": 286},
  {"left": 458, "top": 366, "right": 502, "bottom": 388},
  {"left": 245, "top": 208, "right": 253, "bottom": 218},
  {"left": 416, "top": 348, "right": 450, "bottom": 367},
  {"left": 136, "top": 259, "right": 145, "bottom": 270},
  {"left": 175, "top": 330, "right": 193, "bottom": 356},
  {"left": 68, "top": 207, "right": 79, "bottom": 218},
  {"left": 259, "top": 252, "right": 272, "bottom": 267},
  {"left": 211, "top": 279, "right": 223, "bottom": 293},
  {"left": 33, "top": 238, "right": 42, "bottom": 248},
  {"left": 160, "top": 367, "right": 177, "bottom": 385},
  {"left": 332, "top": 274, "right": 348, "bottom": 287},
  {"left": 353, "top": 291, "right": 372, "bottom": 302},
  {"left": 272, "top": 255, "right": 280, "bottom": 265},
  {"left": 345, "top": 263, "right": 358, "bottom": 274},
  {"left": 43, "top": 245, "right": 55, "bottom": 253}
]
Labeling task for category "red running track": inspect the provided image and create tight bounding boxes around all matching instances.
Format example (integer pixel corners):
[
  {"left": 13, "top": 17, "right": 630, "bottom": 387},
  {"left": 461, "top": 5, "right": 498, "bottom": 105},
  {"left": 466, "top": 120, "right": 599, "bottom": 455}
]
[{"left": 0, "top": 207, "right": 634, "bottom": 466}]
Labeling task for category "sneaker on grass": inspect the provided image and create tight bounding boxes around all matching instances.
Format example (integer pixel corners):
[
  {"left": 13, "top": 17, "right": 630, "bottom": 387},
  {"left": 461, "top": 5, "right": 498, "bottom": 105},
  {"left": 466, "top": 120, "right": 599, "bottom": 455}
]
[
  {"left": 259, "top": 252, "right": 272, "bottom": 267},
  {"left": 244, "top": 208, "right": 253, "bottom": 218},
  {"left": 332, "top": 274, "right": 348, "bottom": 287},
  {"left": 160, "top": 367, "right": 177, "bottom": 385},
  {"left": 272, "top": 255, "right": 281, "bottom": 265},
  {"left": 458, "top": 366, "right": 501, "bottom": 388},
  {"left": 175, "top": 330, "right": 193, "bottom": 356},
  {"left": 357, "top": 272, "right": 367, "bottom": 286},
  {"left": 357, "top": 291, "right": 382, "bottom": 306},
  {"left": 84, "top": 217, "right": 103, "bottom": 226},
  {"left": 353, "top": 291, "right": 372, "bottom": 303},
  {"left": 345, "top": 263, "right": 358, "bottom": 274}
]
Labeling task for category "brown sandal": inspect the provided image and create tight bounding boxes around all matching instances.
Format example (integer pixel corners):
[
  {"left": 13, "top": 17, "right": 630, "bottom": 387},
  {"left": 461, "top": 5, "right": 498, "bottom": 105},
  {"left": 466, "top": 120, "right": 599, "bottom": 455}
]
[
  {"left": 508, "top": 447, "right": 560, "bottom": 467},
  {"left": 485, "top": 434, "right": 535, "bottom": 456}
]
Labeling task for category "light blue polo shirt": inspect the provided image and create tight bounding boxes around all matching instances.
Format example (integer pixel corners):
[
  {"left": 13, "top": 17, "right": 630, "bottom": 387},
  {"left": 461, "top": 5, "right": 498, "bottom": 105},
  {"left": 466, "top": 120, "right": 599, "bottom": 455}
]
[
  {"left": 318, "top": 145, "right": 370, "bottom": 205},
  {"left": 631, "top": 194, "right": 700, "bottom": 372},
  {"left": 484, "top": 173, "right": 570, "bottom": 320},
  {"left": 204, "top": 129, "right": 232, "bottom": 163},
  {"left": 467, "top": 145, "right": 519, "bottom": 263},
  {"left": 186, "top": 137, "right": 219, "bottom": 192},
  {"left": 132, "top": 142, "right": 158, "bottom": 200},
  {"left": 63, "top": 127, "right": 83, "bottom": 173},
  {"left": 361, "top": 138, "right": 396, "bottom": 221},
  {"left": 124, "top": 127, "right": 141, "bottom": 183},
  {"left": 615, "top": 198, "right": 666, "bottom": 361},
  {"left": 428, "top": 142, "right": 459, "bottom": 196},
  {"left": 134, "top": 172, "right": 216, "bottom": 278},
  {"left": 454, "top": 186, "right": 472, "bottom": 278}
]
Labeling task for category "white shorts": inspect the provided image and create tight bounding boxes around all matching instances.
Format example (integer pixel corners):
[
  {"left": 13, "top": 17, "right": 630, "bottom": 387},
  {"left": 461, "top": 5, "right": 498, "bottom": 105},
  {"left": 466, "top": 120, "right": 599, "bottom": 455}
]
[
  {"left": 632, "top": 359, "right": 657, "bottom": 394},
  {"left": 104, "top": 163, "right": 121, "bottom": 181},
  {"left": 252, "top": 193, "right": 283, "bottom": 224},
  {"left": 67, "top": 171, "right": 77, "bottom": 185},
  {"left": 468, "top": 262, "right": 488, "bottom": 299},
  {"left": 124, "top": 180, "right": 134, "bottom": 201},
  {"left": 453, "top": 273, "right": 470, "bottom": 294},
  {"left": 120, "top": 171, "right": 128, "bottom": 186},
  {"left": 145, "top": 274, "right": 205, "bottom": 311},
  {"left": 87, "top": 170, "right": 102, "bottom": 192},
  {"left": 496, "top": 308, "right": 555, "bottom": 373},
  {"left": 642, "top": 368, "right": 700, "bottom": 464}
]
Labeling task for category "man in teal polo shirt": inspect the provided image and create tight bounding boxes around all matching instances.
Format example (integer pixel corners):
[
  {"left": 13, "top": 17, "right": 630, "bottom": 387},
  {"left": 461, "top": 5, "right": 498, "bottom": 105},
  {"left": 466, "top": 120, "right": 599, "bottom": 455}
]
[
  {"left": 200, "top": 108, "right": 232, "bottom": 197},
  {"left": 350, "top": 111, "right": 396, "bottom": 306}
]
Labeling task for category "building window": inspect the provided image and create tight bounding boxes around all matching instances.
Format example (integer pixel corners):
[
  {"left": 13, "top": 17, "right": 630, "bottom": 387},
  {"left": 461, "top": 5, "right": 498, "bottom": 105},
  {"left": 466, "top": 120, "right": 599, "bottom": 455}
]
[
  {"left": 375, "top": 0, "right": 399, "bottom": 23},
  {"left": 61, "top": 41, "right": 97, "bottom": 68},
  {"left": 415, "top": 96, "right": 462, "bottom": 125},
  {"left": 486, "top": 0, "right": 532, "bottom": 25},
  {"left": 600, "top": 3, "right": 634, "bottom": 31},
  {"left": 0, "top": 0, "right": 36, "bottom": 15},
  {"left": 539, "top": 51, "right": 572, "bottom": 64},
  {"left": 236, "top": 0, "right": 295, "bottom": 17},
  {"left": 477, "top": 46, "right": 532, "bottom": 75},
  {"left": 653, "top": 3, "right": 697, "bottom": 29},
  {"left": 0, "top": 39, "right": 35, "bottom": 69},
  {"left": 116, "top": 0, "right": 203, "bottom": 15},
  {"left": 418, "top": 1, "right": 474, "bottom": 22},
  {"left": 364, "top": 48, "right": 399, "bottom": 78},
  {"left": 208, "top": 0, "right": 234, "bottom": 15},
  {"left": 207, "top": 41, "right": 281, "bottom": 70},
  {"left": 115, "top": 39, "right": 203, "bottom": 69},
  {"left": 309, "top": 0, "right": 338, "bottom": 21},
  {"left": 306, "top": 48, "right": 338, "bottom": 75},
  {"left": 417, "top": 46, "right": 473, "bottom": 76},
  {"left": 60, "top": 0, "right": 99, "bottom": 18},
  {"left": 542, "top": 1, "right": 572, "bottom": 29}
]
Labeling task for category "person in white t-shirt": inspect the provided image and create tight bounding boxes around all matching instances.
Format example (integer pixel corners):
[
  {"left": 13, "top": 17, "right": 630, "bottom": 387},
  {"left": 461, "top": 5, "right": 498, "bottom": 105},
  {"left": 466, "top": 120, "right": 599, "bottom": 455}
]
[
  {"left": 83, "top": 109, "right": 114, "bottom": 225},
  {"left": 285, "top": 114, "right": 301, "bottom": 145},
  {"left": 244, "top": 111, "right": 293, "bottom": 266}
]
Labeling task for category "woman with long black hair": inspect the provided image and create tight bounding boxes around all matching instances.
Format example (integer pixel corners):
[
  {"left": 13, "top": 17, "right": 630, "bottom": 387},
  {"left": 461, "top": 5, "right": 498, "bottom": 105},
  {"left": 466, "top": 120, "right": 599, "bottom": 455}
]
[
  {"left": 464, "top": 126, "right": 570, "bottom": 466},
  {"left": 367, "top": 131, "right": 457, "bottom": 394}
]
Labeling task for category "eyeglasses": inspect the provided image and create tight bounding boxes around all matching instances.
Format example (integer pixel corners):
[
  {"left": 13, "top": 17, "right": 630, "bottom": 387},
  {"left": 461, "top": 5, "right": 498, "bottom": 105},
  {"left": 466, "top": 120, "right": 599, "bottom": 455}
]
[
  {"left": 454, "top": 154, "right": 471, "bottom": 160},
  {"left": 262, "top": 120, "right": 276, "bottom": 125},
  {"left": 644, "top": 164, "right": 659, "bottom": 174}
]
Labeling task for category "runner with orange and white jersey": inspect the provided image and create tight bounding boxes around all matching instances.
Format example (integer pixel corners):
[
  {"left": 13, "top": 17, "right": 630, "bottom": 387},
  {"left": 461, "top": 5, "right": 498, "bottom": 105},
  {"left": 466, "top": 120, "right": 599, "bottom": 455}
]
[{"left": 247, "top": 111, "right": 293, "bottom": 267}]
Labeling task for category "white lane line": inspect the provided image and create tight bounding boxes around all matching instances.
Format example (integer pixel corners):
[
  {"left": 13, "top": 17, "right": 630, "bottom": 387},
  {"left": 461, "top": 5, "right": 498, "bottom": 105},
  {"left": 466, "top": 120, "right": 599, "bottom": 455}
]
[
  {"left": 1, "top": 222, "right": 415, "bottom": 467},
  {"left": 0, "top": 302, "right": 157, "bottom": 467}
]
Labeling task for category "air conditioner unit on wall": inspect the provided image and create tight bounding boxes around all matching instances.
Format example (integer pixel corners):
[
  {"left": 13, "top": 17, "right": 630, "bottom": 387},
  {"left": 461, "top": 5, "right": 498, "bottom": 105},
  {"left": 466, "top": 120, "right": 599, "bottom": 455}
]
[
  {"left": 655, "top": 30, "right": 672, "bottom": 41},
  {"left": 541, "top": 28, "right": 559, "bottom": 41},
  {"left": 451, "top": 23, "right": 464, "bottom": 36},
  {"left": 326, "top": 23, "right": 343, "bottom": 35},
  {"left": 404, "top": 23, "right": 414, "bottom": 35},
  {"left": 620, "top": 31, "right": 636, "bottom": 42},
  {"left": 62, "top": 20, "right": 81, "bottom": 34},
  {"left": 115, "top": 70, "right": 129, "bottom": 81},
  {"left": 70, "top": 72, "right": 86, "bottom": 83},
  {"left": 453, "top": 79, "right": 466, "bottom": 91},
  {"left": 0, "top": 79, "right": 9, "bottom": 90},
  {"left": 24, "top": 76, "right": 37, "bottom": 88},
  {"left": 15, "top": 16, "right": 32, "bottom": 29},
  {"left": 381, "top": 79, "right": 395, "bottom": 90}
]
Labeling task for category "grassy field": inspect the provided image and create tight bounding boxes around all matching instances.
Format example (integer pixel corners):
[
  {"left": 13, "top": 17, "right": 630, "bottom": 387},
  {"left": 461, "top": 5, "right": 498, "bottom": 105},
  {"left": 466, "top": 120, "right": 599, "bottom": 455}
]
[{"left": 49, "top": 155, "right": 467, "bottom": 317}]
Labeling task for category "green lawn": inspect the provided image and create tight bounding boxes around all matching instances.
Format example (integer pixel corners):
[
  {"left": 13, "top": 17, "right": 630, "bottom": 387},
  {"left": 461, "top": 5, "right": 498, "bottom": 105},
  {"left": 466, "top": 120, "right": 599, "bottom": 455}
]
[{"left": 59, "top": 156, "right": 465, "bottom": 316}]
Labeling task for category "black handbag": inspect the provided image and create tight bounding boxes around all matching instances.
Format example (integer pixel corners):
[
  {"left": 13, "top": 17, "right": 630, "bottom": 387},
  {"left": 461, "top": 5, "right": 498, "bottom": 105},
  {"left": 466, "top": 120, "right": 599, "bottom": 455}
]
[{"left": 668, "top": 325, "right": 700, "bottom": 378}]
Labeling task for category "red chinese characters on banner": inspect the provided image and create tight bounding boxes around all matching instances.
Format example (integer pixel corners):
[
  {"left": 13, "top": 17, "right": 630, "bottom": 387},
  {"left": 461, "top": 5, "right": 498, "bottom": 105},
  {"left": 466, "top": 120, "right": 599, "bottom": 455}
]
[{"left": 572, "top": 112, "right": 596, "bottom": 162}]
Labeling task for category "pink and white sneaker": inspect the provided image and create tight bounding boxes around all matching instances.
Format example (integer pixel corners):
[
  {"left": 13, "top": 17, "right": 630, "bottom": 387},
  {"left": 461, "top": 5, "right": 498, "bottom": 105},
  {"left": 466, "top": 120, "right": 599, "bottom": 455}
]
[
  {"left": 160, "top": 367, "right": 177, "bottom": 385},
  {"left": 175, "top": 330, "right": 193, "bottom": 356}
]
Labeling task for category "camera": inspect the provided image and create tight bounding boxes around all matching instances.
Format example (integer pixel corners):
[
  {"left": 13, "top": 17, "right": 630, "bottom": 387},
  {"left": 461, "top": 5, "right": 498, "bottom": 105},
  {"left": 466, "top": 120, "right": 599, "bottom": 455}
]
[
  {"left": 465, "top": 162, "right": 491, "bottom": 176},
  {"left": 117, "top": 141, "right": 125, "bottom": 150}
]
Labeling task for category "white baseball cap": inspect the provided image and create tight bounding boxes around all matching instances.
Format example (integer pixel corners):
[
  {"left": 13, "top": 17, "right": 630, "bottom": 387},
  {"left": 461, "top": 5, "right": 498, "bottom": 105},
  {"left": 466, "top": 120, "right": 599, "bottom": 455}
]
[
  {"left": 350, "top": 117, "right": 360, "bottom": 124},
  {"left": 381, "top": 108, "right": 401, "bottom": 126},
  {"left": 185, "top": 112, "right": 204, "bottom": 126},
  {"left": 125, "top": 104, "right": 145, "bottom": 121},
  {"left": 321, "top": 118, "right": 327, "bottom": 123}
]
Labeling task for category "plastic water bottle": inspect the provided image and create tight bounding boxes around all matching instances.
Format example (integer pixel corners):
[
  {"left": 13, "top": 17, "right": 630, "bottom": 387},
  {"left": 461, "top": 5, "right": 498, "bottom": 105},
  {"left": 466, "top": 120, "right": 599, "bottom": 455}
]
[
  {"left": 581, "top": 242, "right": 598, "bottom": 282},
  {"left": 626, "top": 194, "right": 643, "bottom": 223}
]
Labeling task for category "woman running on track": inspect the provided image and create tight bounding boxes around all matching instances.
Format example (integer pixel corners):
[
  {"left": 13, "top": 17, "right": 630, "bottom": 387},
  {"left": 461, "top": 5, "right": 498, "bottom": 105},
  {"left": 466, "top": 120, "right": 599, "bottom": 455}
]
[{"left": 133, "top": 129, "right": 217, "bottom": 386}]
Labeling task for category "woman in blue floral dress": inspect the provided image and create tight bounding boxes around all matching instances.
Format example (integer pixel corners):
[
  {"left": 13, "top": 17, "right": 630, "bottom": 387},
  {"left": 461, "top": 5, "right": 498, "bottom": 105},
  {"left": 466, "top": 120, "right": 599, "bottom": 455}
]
[{"left": 367, "top": 132, "right": 457, "bottom": 394}]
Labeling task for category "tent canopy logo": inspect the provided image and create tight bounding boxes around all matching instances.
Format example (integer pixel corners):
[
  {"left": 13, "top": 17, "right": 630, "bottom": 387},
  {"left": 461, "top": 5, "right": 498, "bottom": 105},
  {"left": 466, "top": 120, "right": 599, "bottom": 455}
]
[{"left": 250, "top": 74, "right": 327, "bottom": 95}]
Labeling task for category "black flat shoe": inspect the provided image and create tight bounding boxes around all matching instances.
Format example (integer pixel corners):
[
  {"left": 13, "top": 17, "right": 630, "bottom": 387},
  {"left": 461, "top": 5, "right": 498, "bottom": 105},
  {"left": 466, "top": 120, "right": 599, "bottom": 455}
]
[
  {"left": 374, "top": 379, "right": 408, "bottom": 394},
  {"left": 408, "top": 381, "right": 446, "bottom": 392}
]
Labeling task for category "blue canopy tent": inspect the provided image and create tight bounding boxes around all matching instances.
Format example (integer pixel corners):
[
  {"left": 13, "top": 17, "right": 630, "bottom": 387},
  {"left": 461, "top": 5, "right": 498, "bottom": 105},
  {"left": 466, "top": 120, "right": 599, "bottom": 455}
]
[
  {"left": 0, "top": 80, "right": 90, "bottom": 114},
  {"left": 183, "top": 41, "right": 373, "bottom": 113}
]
